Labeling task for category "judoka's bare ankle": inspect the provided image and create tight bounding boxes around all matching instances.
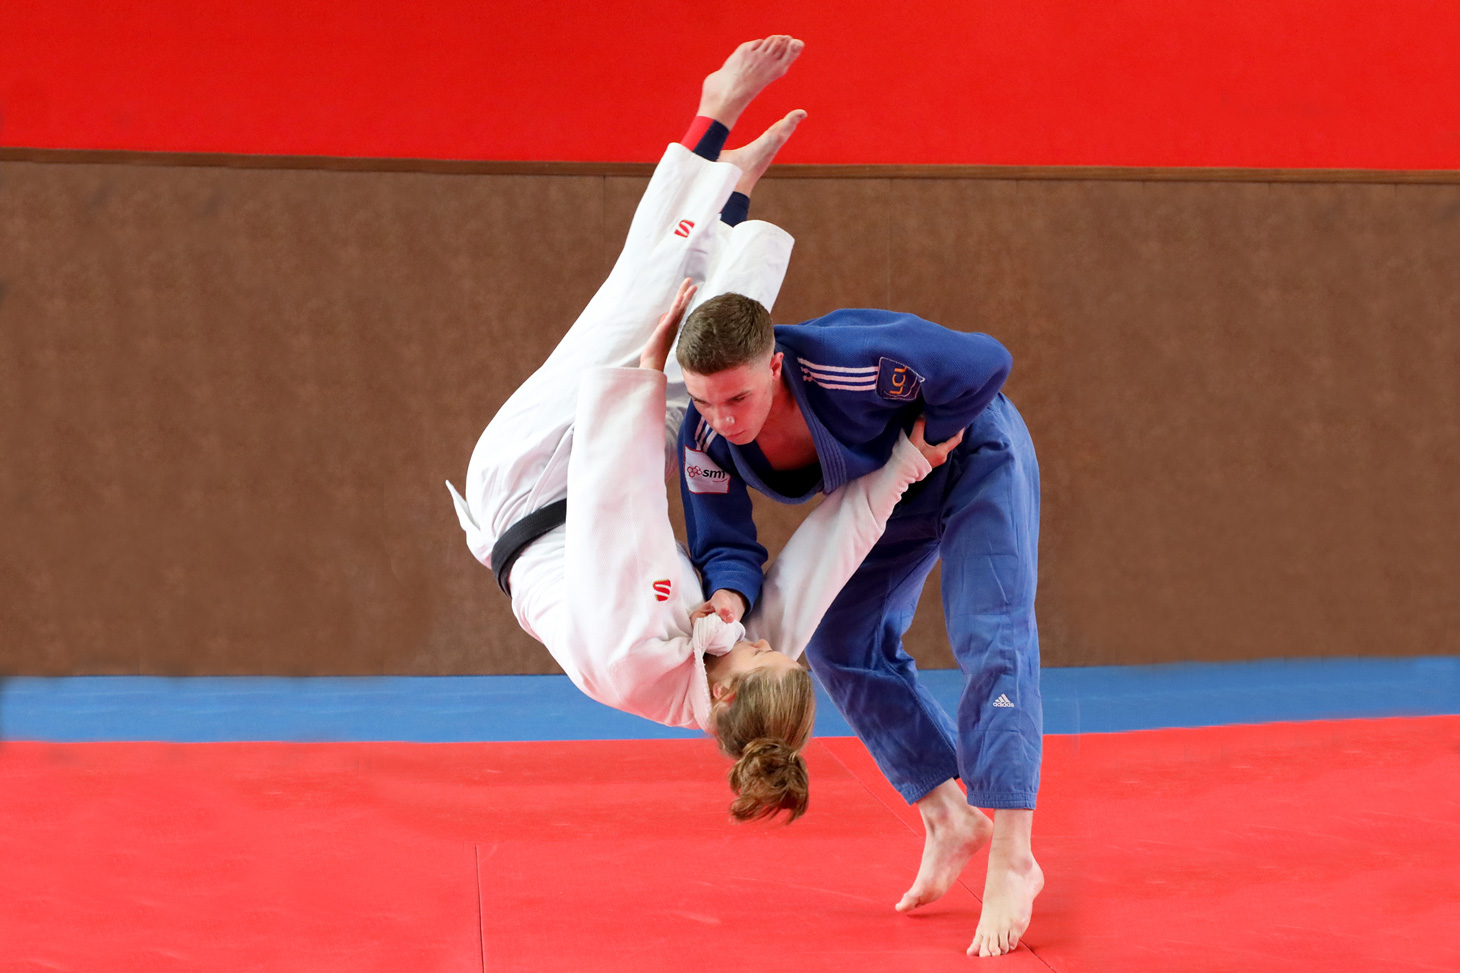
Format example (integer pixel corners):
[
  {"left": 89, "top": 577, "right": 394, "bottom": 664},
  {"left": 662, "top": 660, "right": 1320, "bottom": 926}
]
[{"left": 916, "top": 778, "right": 967, "bottom": 823}]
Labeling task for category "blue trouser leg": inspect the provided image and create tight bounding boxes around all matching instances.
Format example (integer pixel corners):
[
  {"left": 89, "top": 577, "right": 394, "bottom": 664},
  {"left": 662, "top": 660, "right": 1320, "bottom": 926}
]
[
  {"left": 939, "top": 395, "right": 1042, "bottom": 809},
  {"left": 804, "top": 523, "right": 961, "bottom": 803},
  {"left": 804, "top": 394, "right": 1043, "bottom": 809}
]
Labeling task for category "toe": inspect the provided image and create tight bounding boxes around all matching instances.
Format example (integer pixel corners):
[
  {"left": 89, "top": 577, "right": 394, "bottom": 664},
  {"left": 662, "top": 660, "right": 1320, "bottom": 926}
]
[{"left": 770, "top": 111, "right": 804, "bottom": 140}]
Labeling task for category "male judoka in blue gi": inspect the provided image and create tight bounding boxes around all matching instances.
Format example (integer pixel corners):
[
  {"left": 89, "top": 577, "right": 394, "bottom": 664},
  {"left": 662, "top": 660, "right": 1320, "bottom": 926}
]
[{"left": 676, "top": 298, "right": 1044, "bottom": 958}]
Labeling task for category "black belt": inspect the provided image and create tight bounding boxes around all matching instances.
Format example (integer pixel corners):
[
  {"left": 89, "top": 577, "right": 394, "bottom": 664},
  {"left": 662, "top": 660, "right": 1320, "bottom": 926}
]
[{"left": 490, "top": 499, "right": 568, "bottom": 596}]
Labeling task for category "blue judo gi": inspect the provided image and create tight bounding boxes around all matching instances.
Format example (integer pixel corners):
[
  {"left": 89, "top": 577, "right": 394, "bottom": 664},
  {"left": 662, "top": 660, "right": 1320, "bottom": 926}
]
[{"left": 679, "top": 308, "right": 1042, "bottom": 808}]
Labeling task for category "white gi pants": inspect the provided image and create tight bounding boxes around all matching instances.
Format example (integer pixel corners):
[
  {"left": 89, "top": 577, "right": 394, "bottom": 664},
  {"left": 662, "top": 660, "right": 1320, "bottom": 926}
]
[{"left": 449, "top": 142, "right": 794, "bottom": 651}]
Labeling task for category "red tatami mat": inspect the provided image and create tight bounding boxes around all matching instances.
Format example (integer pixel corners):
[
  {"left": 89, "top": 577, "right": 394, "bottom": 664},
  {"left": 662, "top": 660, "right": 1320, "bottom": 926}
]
[
  {"left": 1023, "top": 718, "right": 1460, "bottom": 973},
  {"left": 0, "top": 743, "right": 485, "bottom": 971},
  {"left": 2, "top": 717, "right": 1458, "bottom": 971},
  {"left": 472, "top": 739, "right": 1033, "bottom": 972},
  {"left": 829, "top": 719, "right": 1460, "bottom": 972}
]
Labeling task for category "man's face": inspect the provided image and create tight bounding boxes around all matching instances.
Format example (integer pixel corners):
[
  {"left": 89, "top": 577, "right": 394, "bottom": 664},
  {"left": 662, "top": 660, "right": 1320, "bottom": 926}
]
[{"left": 683, "top": 352, "right": 782, "bottom": 445}]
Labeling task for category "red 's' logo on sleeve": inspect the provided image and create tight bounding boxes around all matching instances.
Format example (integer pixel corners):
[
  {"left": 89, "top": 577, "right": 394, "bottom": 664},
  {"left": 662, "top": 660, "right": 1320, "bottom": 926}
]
[
  {"left": 652, "top": 579, "right": 672, "bottom": 602},
  {"left": 674, "top": 219, "right": 695, "bottom": 238}
]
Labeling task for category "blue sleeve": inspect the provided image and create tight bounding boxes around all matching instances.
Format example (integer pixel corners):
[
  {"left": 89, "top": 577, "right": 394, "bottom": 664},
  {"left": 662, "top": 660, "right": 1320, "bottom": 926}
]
[
  {"left": 814, "top": 311, "right": 1012, "bottom": 445},
  {"left": 677, "top": 411, "right": 767, "bottom": 610},
  {"left": 915, "top": 328, "right": 1011, "bottom": 444}
]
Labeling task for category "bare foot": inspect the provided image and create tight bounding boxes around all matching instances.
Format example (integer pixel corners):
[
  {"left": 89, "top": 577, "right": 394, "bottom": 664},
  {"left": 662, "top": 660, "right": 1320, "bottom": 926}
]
[
  {"left": 719, "top": 110, "right": 806, "bottom": 196},
  {"left": 967, "top": 811, "right": 1044, "bottom": 958},
  {"left": 894, "top": 780, "right": 993, "bottom": 913},
  {"left": 698, "top": 35, "right": 805, "bottom": 129}
]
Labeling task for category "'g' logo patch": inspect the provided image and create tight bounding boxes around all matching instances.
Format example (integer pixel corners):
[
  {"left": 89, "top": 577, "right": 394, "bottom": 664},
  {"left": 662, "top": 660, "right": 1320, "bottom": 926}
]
[{"left": 876, "top": 357, "right": 923, "bottom": 402}]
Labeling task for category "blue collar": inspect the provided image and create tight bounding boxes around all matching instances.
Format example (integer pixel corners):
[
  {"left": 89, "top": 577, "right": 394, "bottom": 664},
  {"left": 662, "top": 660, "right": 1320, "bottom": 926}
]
[
  {"left": 719, "top": 345, "right": 845, "bottom": 503},
  {"left": 776, "top": 344, "right": 851, "bottom": 492}
]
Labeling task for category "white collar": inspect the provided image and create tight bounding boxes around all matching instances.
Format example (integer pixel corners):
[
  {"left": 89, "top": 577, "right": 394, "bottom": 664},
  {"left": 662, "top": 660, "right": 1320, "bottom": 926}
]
[{"left": 688, "top": 613, "right": 745, "bottom": 731}]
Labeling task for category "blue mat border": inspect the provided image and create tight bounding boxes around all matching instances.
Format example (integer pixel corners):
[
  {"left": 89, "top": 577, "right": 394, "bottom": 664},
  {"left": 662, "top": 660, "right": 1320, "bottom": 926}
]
[{"left": 2, "top": 656, "right": 1457, "bottom": 743}]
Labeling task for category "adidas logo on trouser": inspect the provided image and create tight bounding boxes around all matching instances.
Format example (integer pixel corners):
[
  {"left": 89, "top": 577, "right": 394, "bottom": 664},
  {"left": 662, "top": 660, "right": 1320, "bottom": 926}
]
[{"left": 992, "top": 693, "right": 1014, "bottom": 708}]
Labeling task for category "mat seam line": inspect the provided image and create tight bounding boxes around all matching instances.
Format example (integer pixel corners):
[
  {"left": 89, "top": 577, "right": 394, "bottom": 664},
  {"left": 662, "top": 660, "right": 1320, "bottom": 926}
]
[
  {"left": 474, "top": 843, "right": 486, "bottom": 972},
  {"left": 819, "top": 739, "right": 1063, "bottom": 971}
]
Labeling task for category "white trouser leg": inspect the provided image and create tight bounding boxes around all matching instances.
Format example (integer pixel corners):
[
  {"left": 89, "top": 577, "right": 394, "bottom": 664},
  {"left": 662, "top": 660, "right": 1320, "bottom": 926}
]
[{"left": 449, "top": 143, "right": 738, "bottom": 561}]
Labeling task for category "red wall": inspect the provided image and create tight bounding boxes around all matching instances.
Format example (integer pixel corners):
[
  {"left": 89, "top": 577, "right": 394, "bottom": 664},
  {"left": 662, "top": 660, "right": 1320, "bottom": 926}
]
[{"left": 4, "top": 0, "right": 1458, "bottom": 167}]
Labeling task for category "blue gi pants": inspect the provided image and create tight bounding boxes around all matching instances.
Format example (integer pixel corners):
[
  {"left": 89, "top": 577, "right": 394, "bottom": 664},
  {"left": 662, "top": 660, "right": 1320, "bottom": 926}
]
[{"left": 804, "top": 394, "right": 1042, "bottom": 808}]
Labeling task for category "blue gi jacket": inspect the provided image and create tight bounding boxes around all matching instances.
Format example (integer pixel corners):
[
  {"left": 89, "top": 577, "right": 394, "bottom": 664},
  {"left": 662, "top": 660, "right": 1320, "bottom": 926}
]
[{"left": 678, "top": 308, "right": 1012, "bottom": 609}]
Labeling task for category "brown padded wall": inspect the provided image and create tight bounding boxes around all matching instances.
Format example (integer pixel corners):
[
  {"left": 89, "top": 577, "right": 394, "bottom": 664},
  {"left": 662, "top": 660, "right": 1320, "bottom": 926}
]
[{"left": 2, "top": 161, "right": 1457, "bottom": 674}]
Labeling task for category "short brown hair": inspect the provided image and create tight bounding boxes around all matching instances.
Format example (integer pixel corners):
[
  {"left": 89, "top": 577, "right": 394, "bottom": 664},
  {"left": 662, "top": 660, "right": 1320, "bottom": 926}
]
[
  {"left": 676, "top": 293, "right": 774, "bottom": 375},
  {"left": 711, "top": 666, "right": 815, "bottom": 823}
]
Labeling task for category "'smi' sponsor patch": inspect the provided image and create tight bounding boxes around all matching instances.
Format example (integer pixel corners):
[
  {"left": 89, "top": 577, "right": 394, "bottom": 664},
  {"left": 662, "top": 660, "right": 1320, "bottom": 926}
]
[
  {"left": 684, "top": 447, "right": 731, "bottom": 494},
  {"left": 876, "top": 357, "right": 923, "bottom": 402}
]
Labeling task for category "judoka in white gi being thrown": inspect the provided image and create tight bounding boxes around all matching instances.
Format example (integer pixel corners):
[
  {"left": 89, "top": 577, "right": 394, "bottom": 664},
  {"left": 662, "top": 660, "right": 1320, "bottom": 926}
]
[{"left": 448, "top": 37, "right": 960, "bottom": 823}]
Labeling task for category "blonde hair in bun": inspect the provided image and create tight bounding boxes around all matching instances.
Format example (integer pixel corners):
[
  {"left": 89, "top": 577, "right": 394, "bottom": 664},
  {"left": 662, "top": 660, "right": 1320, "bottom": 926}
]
[{"left": 712, "top": 666, "right": 815, "bottom": 823}]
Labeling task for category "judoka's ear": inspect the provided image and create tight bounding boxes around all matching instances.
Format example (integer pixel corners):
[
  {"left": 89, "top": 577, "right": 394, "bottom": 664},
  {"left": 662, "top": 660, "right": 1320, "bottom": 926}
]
[
  {"left": 711, "top": 682, "right": 737, "bottom": 704},
  {"left": 769, "top": 351, "right": 784, "bottom": 379}
]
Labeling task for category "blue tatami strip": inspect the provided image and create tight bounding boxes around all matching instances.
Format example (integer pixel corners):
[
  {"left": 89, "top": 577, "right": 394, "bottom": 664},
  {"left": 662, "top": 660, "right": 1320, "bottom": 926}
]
[
  {"left": 2, "top": 656, "right": 1457, "bottom": 744},
  {"left": 0, "top": 674, "right": 691, "bottom": 745}
]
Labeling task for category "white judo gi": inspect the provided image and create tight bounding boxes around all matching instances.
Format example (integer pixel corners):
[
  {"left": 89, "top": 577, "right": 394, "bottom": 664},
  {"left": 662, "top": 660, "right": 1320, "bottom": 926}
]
[{"left": 448, "top": 143, "right": 932, "bottom": 731}]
